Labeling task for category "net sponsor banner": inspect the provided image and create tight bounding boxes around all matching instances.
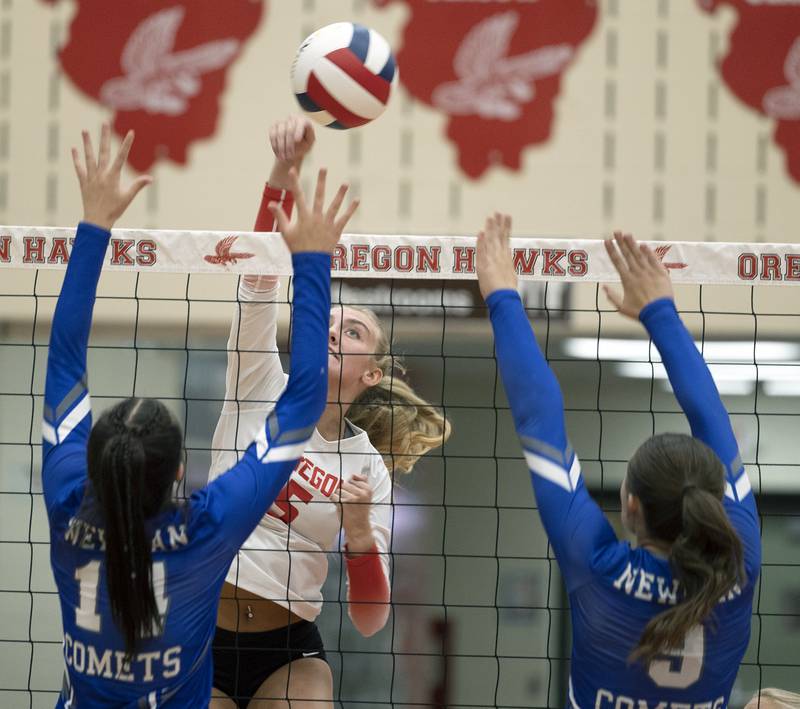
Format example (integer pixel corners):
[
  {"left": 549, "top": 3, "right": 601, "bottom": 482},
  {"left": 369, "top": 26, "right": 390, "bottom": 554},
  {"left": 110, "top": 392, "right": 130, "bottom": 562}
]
[{"left": 1, "top": 226, "right": 799, "bottom": 285}]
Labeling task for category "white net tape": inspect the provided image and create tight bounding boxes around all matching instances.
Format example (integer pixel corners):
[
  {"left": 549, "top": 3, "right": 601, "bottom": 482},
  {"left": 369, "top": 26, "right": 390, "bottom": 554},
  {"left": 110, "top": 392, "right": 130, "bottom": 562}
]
[{"left": 1, "top": 227, "right": 800, "bottom": 285}]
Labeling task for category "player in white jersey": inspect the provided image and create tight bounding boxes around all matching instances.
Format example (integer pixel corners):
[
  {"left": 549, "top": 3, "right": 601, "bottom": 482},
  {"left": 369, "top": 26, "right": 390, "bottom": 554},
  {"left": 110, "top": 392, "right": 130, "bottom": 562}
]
[{"left": 208, "top": 116, "right": 452, "bottom": 708}]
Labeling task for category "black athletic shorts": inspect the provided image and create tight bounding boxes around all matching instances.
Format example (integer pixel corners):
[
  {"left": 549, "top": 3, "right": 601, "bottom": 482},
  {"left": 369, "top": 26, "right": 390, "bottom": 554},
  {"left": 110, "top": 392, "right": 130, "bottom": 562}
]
[{"left": 212, "top": 621, "right": 327, "bottom": 708}]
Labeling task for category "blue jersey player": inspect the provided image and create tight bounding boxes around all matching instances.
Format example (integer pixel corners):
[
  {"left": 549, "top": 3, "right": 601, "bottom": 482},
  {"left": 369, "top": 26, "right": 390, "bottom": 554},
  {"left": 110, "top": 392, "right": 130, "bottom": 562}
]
[
  {"left": 476, "top": 216, "right": 760, "bottom": 709},
  {"left": 44, "top": 125, "right": 358, "bottom": 708}
]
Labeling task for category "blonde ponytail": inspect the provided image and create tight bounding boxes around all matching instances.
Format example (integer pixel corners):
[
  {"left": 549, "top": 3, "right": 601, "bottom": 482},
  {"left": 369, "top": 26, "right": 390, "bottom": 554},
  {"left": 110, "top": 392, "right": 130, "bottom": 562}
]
[{"left": 347, "top": 308, "right": 451, "bottom": 474}]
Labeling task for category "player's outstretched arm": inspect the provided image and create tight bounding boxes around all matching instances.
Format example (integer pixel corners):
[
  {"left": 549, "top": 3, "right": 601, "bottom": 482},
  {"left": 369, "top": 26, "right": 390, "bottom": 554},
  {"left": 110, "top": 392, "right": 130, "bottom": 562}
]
[
  {"left": 210, "top": 117, "right": 320, "bottom": 481},
  {"left": 203, "top": 168, "right": 359, "bottom": 548},
  {"left": 477, "top": 214, "right": 616, "bottom": 591},
  {"left": 604, "top": 232, "right": 757, "bottom": 524},
  {"left": 476, "top": 213, "right": 568, "bottom": 452},
  {"left": 229, "top": 118, "right": 316, "bottom": 388},
  {"left": 43, "top": 126, "right": 150, "bottom": 518}
]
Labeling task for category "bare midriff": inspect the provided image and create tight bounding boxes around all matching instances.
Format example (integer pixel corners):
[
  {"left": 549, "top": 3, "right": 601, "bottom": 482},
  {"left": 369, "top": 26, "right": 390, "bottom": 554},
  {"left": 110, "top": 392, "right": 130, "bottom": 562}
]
[{"left": 216, "top": 582, "right": 305, "bottom": 633}]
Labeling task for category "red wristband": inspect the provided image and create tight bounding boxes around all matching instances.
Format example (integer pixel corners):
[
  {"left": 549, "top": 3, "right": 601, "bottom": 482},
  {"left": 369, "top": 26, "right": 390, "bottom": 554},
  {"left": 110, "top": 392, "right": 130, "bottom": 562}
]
[
  {"left": 345, "top": 543, "right": 390, "bottom": 636},
  {"left": 254, "top": 183, "right": 295, "bottom": 232}
]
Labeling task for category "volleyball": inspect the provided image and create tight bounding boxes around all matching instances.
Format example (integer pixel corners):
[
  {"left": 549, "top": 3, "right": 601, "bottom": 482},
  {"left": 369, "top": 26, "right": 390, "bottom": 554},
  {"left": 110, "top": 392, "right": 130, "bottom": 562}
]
[{"left": 291, "top": 22, "right": 398, "bottom": 130}]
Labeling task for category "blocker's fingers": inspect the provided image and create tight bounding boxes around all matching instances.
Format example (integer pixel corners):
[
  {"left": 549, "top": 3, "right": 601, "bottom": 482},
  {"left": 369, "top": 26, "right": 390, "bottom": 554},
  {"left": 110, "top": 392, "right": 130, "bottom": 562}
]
[
  {"left": 614, "top": 231, "right": 638, "bottom": 271},
  {"left": 621, "top": 233, "right": 646, "bottom": 270},
  {"left": 603, "top": 284, "right": 624, "bottom": 311},
  {"left": 641, "top": 243, "right": 668, "bottom": 273},
  {"left": 268, "top": 201, "right": 291, "bottom": 233},
  {"left": 82, "top": 130, "right": 96, "bottom": 177},
  {"left": 112, "top": 130, "right": 135, "bottom": 173},
  {"left": 333, "top": 198, "right": 359, "bottom": 234},
  {"left": 326, "top": 183, "right": 349, "bottom": 223},
  {"left": 71, "top": 147, "right": 86, "bottom": 184},
  {"left": 501, "top": 214, "right": 512, "bottom": 247},
  {"left": 604, "top": 237, "right": 628, "bottom": 277},
  {"left": 313, "top": 168, "right": 327, "bottom": 213},
  {"left": 121, "top": 174, "right": 153, "bottom": 211},
  {"left": 98, "top": 123, "right": 111, "bottom": 170},
  {"left": 484, "top": 216, "right": 494, "bottom": 241}
]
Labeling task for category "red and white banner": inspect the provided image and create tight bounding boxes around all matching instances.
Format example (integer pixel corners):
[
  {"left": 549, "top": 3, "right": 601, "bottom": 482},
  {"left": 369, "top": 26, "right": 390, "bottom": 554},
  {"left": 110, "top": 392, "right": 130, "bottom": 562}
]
[
  {"left": 375, "top": 0, "right": 598, "bottom": 179},
  {"left": 41, "top": 0, "right": 265, "bottom": 171},
  {"left": 1, "top": 227, "right": 799, "bottom": 285}
]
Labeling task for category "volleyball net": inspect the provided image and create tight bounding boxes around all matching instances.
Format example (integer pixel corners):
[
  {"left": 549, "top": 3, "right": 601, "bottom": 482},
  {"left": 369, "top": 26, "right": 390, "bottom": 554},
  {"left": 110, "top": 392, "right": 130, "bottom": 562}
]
[{"left": 1, "top": 229, "right": 799, "bottom": 708}]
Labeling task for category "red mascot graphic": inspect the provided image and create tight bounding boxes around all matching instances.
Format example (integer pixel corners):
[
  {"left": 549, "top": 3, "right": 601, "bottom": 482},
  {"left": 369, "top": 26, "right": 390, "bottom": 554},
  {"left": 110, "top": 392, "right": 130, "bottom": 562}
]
[
  {"left": 375, "top": 0, "right": 598, "bottom": 179},
  {"left": 41, "top": 1, "right": 264, "bottom": 171},
  {"left": 699, "top": 0, "right": 800, "bottom": 185}
]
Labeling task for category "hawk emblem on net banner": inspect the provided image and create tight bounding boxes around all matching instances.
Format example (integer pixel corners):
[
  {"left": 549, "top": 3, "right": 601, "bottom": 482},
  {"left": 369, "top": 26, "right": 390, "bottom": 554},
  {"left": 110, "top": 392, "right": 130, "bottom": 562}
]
[
  {"left": 40, "top": 0, "right": 264, "bottom": 171},
  {"left": 373, "top": 0, "right": 597, "bottom": 179},
  {"left": 654, "top": 245, "right": 688, "bottom": 270},
  {"left": 204, "top": 236, "right": 255, "bottom": 266},
  {"left": 698, "top": 0, "right": 800, "bottom": 184}
]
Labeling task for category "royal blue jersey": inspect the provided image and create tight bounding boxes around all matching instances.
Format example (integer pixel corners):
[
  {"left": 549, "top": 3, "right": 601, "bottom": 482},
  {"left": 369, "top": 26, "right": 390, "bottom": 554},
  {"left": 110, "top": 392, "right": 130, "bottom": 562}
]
[
  {"left": 43, "top": 222, "right": 330, "bottom": 708},
  {"left": 487, "top": 291, "right": 761, "bottom": 709}
]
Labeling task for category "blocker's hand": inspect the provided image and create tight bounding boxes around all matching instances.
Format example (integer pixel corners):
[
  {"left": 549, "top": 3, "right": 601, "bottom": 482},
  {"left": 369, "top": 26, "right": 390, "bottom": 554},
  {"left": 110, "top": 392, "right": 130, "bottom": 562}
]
[
  {"left": 72, "top": 124, "right": 152, "bottom": 231},
  {"left": 268, "top": 167, "right": 358, "bottom": 254},
  {"left": 476, "top": 212, "right": 516, "bottom": 300},
  {"left": 603, "top": 231, "right": 675, "bottom": 320}
]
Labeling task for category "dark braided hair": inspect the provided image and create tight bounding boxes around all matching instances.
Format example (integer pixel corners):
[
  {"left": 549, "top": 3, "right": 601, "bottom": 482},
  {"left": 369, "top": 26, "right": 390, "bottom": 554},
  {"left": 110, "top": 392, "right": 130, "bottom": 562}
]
[{"left": 87, "top": 398, "right": 182, "bottom": 659}]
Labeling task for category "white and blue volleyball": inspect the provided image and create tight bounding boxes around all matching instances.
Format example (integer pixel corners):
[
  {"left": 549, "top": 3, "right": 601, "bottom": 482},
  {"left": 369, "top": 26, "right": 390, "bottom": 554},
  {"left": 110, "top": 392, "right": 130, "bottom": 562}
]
[{"left": 291, "top": 22, "right": 398, "bottom": 129}]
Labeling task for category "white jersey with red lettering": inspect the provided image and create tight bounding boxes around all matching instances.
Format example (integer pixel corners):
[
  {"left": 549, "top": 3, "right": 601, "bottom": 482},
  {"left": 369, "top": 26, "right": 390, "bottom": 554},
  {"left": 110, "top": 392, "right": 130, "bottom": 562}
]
[{"left": 208, "top": 281, "right": 392, "bottom": 621}]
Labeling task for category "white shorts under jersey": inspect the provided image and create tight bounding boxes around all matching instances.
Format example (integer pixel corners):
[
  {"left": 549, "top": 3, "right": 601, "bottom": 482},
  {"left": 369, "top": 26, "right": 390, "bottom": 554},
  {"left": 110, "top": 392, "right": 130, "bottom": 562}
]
[{"left": 208, "top": 281, "right": 392, "bottom": 622}]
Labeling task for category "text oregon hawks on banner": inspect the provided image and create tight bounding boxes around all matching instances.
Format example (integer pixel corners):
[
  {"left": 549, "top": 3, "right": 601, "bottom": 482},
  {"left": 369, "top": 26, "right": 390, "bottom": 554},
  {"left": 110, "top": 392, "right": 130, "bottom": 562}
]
[{"left": 2, "top": 231, "right": 800, "bottom": 285}]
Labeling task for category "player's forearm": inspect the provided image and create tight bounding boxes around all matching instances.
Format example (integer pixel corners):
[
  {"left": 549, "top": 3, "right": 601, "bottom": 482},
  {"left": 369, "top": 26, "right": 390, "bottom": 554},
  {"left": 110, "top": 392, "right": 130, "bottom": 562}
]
[
  {"left": 45, "top": 222, "right": 109, "bottom": 401},
  {"left": 346, "top": 544, "right": 390, "bottom": 637},
  {"left": 229, "top": 284, "right": 279, "bottom": 351},
  {"left": 221, "top": 287, "right": 282, "bottom": 408},
  {"left": 640, "top": 298, "right": 737, "bottom": 465},
  {"left": 270, "top": 252, "right": 330, "bottom": 431},
  {"left": 487, "top": 289, "right": 569, "bottom": 452}
]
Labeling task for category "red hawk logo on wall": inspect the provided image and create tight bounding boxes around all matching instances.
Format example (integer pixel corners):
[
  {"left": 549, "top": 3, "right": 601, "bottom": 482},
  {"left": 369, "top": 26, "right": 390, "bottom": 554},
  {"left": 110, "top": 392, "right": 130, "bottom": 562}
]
[
  {"left": 375, "top": 0, "right": 598, "bottom": 179},
  {"left": 41, "top": 0, "right": 264, "bottom": 171},
  {"left": 698, "top": 0, "right": 800, "bottom": 185}
]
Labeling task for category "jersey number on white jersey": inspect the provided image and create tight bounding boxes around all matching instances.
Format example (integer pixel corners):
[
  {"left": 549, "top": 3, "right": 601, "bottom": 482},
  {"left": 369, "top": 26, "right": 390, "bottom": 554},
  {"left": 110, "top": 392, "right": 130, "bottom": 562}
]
[
  {"left": 269, "top": 479, "right": 313, "bottom": 524},
  {"left": 75, "top": 560, "right": 170, "bottom": 635},
  {"left": 647, "top": 625, "right": 704, "bottom": 689}
]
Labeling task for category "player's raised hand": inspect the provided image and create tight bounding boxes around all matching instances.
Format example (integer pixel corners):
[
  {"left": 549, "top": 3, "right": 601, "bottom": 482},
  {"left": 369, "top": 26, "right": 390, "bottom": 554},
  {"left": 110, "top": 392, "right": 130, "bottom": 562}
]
[
  {"left": 71, "top": 124, "right": 152, "bottom": 231},
  {"left": 603, "top": 231, "right": 674, "bottom": 320},
  {"left": 269, "top": 114, "right": 316, "bottom": 167},
  {"left": 268, "top": 167, "right": 358, "bottom": 254},
  {"left": 339, "top": 474, "right": 374, "bottom": 554},
  {"left": 476, "top": 212, "right": 516, "bottom": 300}
]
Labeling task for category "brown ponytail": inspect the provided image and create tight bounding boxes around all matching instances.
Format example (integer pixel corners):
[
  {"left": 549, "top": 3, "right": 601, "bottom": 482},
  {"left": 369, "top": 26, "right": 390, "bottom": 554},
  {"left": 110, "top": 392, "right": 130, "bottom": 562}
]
[
  {"left": 626, "top": 433, "right": 745, "bottom": 664},
  {"left": 346, "top": 308, "right": 452, "bottom": 474}
]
